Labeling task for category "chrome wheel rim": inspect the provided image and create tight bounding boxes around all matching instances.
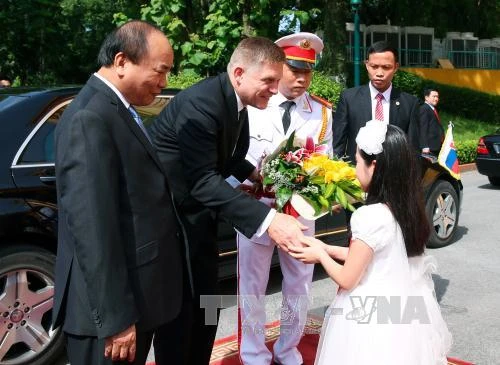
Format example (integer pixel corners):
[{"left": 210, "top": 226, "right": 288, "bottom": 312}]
[
  {"left": 0, "top": 268, "right": 58, "bottom": 364},
  {"left": 431, "top": 191, "right": 457, "bottom": 240}
]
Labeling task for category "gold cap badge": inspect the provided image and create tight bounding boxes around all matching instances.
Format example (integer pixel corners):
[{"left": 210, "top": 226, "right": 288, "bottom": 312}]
[{"left": 300, "top": 39, "right": 311, "bottom": 49}]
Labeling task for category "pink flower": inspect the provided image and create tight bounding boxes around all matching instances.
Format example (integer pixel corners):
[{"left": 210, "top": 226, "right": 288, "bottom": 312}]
[
  {"left": 305, "top": 136, "right": 328, "bottom": 155},
  {"left": 284, "top": 151, "right": 301, "bottom": 163},
  {"left": 305, "top": 137, "right": 315, "bottom": 152}
]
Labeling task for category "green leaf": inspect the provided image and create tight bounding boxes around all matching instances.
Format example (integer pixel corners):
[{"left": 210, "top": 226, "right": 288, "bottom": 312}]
[
  {"left": 285, "top": 130, "right": 296, "bottom": 151},
  {"left": 324, "top": 183, "right": 335, "bottom": 198},
  {"left": 207, "top": 40, "right": 216, "bottom": 50},
  {"left": 310, "top": 176, "right": 325, "bottom": 185},
  {"left": 335, "top": 187, "right": 348, "bottom": 208},
  {"left": 275, "top": 187, "right": 292, "bottom": 212},
  {"left": 262, "top": 176, "right": 274, "bottom": 186},
  {"left": 189, "top": 52, "right": 206, "bottom": 66},
  {"left": 318, "top": 195, "right": 330, "bottom": 209},
  {"left": 180, "top": 42, "right": 193, "bottom": 56}
]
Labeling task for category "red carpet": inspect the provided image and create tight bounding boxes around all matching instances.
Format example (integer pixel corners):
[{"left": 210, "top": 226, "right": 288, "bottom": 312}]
[
  {"left": 208, "top": 317, "right": 474, "bottom": 365},
  {"left": 147, "top": 316, "right": 473, "bottom": 364}
]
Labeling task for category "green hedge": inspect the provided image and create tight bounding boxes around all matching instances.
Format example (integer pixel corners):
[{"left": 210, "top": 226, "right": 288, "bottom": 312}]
[
  {"left": 167, "top": 70, "right": 204, "bottom": 89},
  {"left": 308, "top": 71, "right": 344, "bottom": 105},
  {"left": 455, "top": 139, "right": 478, "bottom": 164},
  {"left": 167, "top": 70, "right": 344, "bottom": 105}
]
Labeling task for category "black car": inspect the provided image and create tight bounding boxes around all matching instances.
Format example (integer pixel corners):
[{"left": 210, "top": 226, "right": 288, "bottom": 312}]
[
  {"left": 476, "top": 129, "right": 500, "bottom": 186},
  {"left": 0, "top": 87, "right": 462, "bottom": 365}
]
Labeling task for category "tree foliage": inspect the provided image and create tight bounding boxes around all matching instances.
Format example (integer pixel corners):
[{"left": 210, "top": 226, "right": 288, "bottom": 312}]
[
  {"left": 0, "top": 0, "right": 498, "bottom": 85},
  {"left": 115, "top": 0, "right": 322, "bottom": 75}
]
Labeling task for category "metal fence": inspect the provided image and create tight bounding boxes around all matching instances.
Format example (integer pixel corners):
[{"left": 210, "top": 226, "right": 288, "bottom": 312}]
[{"left": 346, "top": 46, "right": 500, "bottom": 69}]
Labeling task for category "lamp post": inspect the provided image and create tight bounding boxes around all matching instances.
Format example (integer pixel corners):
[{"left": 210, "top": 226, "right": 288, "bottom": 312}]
[{"left": 351, "top": 0, "right": 362, "bottom": 86}]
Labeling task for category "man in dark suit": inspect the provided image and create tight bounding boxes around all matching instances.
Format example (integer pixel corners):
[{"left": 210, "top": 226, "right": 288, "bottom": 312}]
[
  {"left": 54, "top": 21, "right": 186, "bottom": 365},
  {"left": 332, "top": 41, "right": 421, "bottom": 162},
  {"left": 149, "top": 37, "right": 308, "bottom": 364},
  {"left": 420, "top": 87, "right": 444, "bottom": 156}
]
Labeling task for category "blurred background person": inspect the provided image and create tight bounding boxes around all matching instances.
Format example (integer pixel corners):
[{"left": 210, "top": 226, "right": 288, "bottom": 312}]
[
  {"left": 0, "top": 73, "right": 11, "bottom": 88},
  {"left": 420, "top": 87, "right": 444, "bottom": 156}
]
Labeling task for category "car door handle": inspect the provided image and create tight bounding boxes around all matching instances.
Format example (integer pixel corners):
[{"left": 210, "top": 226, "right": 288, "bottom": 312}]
[{"left": 40, "top": 176, "right": 56, "bottom": 184}]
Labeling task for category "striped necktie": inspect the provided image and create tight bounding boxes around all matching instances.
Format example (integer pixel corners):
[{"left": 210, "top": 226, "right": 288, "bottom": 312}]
[
  {"left": 129, "top": 106, "right": 152, "bottom": 143},
  {"left": 375, "top": 93, "right": 384, "bottom": 121}
]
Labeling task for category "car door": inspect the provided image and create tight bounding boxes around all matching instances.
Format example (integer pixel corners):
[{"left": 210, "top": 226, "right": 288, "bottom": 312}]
[{"left": 10, "top": 99, "right": 71, "bottom": 234}]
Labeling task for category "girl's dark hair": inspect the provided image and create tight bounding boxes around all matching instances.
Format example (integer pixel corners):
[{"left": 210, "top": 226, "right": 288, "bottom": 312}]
[{"left": 359, "top": 125, "right": 429, "bottom": 256}]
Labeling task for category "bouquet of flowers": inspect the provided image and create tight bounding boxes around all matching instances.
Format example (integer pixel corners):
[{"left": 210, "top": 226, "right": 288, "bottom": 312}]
[{"left": 261, "top": 132, "right": 364, "bottom": 220}]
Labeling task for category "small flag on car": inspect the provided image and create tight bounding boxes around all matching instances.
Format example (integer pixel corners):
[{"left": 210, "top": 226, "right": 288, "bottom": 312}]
[{"left": 438, "top": 122, "right": 460, "bottom": 180}]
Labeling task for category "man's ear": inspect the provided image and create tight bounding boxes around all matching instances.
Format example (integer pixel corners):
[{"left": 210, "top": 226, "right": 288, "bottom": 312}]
[
  {"left": 233, "top": 66, "right": 244, "bottom": 84},
  {"left": 114, "top": 52, "right": 128, "bottom": 77},
  {"left": 394, "top": 62, "right": 400, "bottom": 72}
]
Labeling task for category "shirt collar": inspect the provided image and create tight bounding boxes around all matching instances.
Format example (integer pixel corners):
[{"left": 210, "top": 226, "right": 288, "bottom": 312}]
[
  {"left": 94, "top": 72, "right": 131, "bottom": 109},
  {"left": 425, "top": 102, "right": 435, "bottom": 110},
  {"left": 234, "top": 91, "right": 245, "bottom": 113},
  {"left": 273, "top": 92, "right": 303, "bottom": 107},
  {"left": 368, "top": 82, "right": 392, "bottom": 101}
]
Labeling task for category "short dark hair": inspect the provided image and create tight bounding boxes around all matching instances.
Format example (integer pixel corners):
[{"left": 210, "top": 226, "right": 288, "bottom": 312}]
[
  {"left": 366, "top": 40, "right": 398, "bottom": 63},
  {"left": 359, "top": 125, "right": 429, "bottom": 256},
  {"left": 424, "top": 87, "right": 438, "bottom": 97},
  {"left": 97, "top": 20, "right": 163, "bottom": 67},
  {"left": 228, "top": 37, "right": 285, "bottom": 72}
]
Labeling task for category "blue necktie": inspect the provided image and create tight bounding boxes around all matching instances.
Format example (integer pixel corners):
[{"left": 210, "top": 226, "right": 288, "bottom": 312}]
[{"left": 129, "top": 106, "right": 152, "bottom": 143}]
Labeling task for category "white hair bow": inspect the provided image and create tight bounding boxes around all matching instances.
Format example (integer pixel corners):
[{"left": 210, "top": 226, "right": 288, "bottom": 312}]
[{"left": 355, "top": 120, "right": 387, "bottom": 155}]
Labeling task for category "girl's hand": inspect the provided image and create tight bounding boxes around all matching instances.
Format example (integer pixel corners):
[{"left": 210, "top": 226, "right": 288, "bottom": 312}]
[{"left": 289, "top": 236, "right": 327, "bottom": 264}]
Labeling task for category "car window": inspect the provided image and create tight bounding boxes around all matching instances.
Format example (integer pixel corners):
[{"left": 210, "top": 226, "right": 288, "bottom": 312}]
[
  {"left": 15, "top": 94, "right": 173, "bottom": 166},
  {"left": 18, "top": 103, "right": 68, "bottom": 164}
]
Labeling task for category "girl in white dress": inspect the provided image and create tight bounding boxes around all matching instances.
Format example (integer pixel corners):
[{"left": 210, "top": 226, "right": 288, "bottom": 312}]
[{"left": 290, "top": 121, "right": 452, "bottom": 365}]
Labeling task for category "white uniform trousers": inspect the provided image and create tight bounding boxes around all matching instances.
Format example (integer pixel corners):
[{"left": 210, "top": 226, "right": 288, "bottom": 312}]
[{"left": 237, "top": 223, "right": 314, "bottom": 365}]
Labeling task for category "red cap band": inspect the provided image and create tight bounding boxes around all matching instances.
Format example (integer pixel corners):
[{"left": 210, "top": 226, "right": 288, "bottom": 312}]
[{"left": 282, "top": 46, "right": 316, "bottom": 64}]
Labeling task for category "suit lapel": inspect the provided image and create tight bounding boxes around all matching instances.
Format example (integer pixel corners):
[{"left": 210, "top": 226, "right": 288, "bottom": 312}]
[
  {"left": 218, "top": 73, "right": 240, "bottom": 161},
  {"left": 359, "top": 85, "right": 372, "bottom": 123},
  {"left": 389, "top": 88, "right": 401, "bottom": 126},
  {"left": 88, "top": 76, "right": 168, "bottom": 175}
]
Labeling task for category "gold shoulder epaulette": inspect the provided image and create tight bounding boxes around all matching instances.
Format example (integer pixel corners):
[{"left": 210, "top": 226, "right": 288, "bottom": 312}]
[{"left": 309, "top": 94, "right": 332, "bottom": 109}]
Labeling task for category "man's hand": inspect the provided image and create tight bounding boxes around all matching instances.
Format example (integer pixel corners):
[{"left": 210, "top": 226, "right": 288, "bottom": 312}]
[
  {"left": 248, "top": 167, "right": 260, "bottom": 183},
  {"left": 267, "top": 212, "right": 308, "bottom": 251},
  {"left": 104, "top": 324, "right": 136, "bottom": 362},
  {"left": 331, "top": 204, "right": 342, "bottom": 214}
]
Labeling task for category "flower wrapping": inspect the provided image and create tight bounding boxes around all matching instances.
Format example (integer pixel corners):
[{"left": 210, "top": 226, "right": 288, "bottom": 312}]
[{"left": 261, "top": 132, "right": 364, "bottom": 220}]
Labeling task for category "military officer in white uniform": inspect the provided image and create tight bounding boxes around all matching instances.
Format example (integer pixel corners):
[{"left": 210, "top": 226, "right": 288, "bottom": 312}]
[{"left": 237, "top": 32, "right": 333, "bottom": 365}]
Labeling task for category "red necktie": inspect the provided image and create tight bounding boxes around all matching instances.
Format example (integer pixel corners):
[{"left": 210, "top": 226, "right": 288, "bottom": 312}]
[
  {"left": 433, "top": 107, "right": 440, "bottom": 123},
  {"left": 375, "top": 93, "right": 384, "bottom": 121}
]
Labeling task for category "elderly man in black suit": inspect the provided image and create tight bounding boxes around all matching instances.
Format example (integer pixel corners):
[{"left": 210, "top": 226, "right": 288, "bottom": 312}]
[
  {"left": 54, "top": 21, "right": 186, "bottom": 365},
  {"left": 420, "top": 87, "right": 444, "bottom": 156},
  {"left": 150, "top": 37, "right": 308, "bottom": 364},
  {"left": 332, "top": 41, "right": 421, "bottom": 162}
]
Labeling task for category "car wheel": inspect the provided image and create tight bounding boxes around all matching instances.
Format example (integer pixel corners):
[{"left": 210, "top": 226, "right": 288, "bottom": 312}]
[
  {"left": 0, "top": 245, "right": 64, "bottom": 365},
  {"left": 425, "top": 180, "right": 459, "bottom": 248},
  {"left": 488, "top": 176, "right": 500, "bottom": 186}
]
